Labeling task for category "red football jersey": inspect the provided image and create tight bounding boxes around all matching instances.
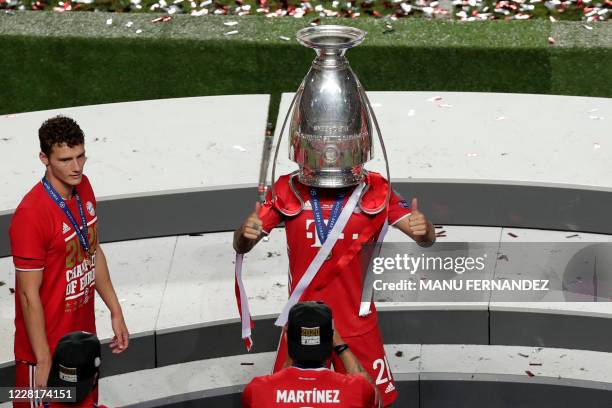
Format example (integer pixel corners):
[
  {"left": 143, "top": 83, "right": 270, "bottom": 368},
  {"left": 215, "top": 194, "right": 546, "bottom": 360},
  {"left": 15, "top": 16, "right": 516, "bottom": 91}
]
[
  {"left": 260, "top": 173, "right": 411, "bottom": 337},
  {"left": 10, "top": 175, "right": 99, "bottom": 362},
  {"left": 242, "top": 367, "right": 376, "bottom": 408}
]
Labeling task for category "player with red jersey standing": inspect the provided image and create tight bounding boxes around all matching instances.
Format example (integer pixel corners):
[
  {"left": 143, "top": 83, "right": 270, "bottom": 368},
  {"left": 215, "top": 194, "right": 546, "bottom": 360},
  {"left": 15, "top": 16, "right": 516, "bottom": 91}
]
[
  {"left": 243, "top": 302, "right": 377, "bottom": 408},
  {"left": 9, "top": 116, "right": 129, "bottom": 408},
  {"left": 234, "top": 170, "right": 435, "bottom": 406}
]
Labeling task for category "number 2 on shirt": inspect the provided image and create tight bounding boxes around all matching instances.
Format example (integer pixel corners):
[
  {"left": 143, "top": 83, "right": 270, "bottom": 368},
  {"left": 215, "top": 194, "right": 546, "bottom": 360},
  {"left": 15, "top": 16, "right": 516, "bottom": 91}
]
[{"left": 373, "top": 357, "right": 393, "bottom": 385}]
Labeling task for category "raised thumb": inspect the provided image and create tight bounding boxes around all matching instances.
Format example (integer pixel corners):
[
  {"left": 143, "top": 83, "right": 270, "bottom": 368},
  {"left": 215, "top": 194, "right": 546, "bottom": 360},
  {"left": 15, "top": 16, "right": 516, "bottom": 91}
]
[{"left": 411, "top": 198, "right": 419, "bottom": 212}]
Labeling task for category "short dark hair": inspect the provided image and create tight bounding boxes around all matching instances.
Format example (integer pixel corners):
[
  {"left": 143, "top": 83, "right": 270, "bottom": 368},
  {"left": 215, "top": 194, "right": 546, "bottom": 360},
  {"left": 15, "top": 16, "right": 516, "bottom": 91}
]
[{"left": 39, "top": 115, "right": 85, "bottom": 157}]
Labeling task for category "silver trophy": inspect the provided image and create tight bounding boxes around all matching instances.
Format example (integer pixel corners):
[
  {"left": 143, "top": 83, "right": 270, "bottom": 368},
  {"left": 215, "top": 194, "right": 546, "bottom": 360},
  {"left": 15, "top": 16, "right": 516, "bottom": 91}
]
[{"left": 270, "top": 25, "right": 391, "bottom": 203}]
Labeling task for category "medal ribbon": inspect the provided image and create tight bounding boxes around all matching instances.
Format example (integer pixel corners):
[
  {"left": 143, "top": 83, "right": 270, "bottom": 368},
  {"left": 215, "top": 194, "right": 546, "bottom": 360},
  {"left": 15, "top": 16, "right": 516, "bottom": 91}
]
[
  {"left": 234, "top": 253, "right": 254, "bottom": 351},
  {"left": 41, "top": 177, "right": 90, "bottom": 256},
  {"left": 309, "top": 188, "right": 346, "bottom": 244}
]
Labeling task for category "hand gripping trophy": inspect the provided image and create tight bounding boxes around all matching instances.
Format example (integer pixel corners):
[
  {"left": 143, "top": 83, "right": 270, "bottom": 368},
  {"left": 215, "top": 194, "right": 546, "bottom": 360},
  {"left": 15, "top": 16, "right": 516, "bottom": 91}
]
[{"left": 234, "top": 25, "right": 435, "bottom": 406}]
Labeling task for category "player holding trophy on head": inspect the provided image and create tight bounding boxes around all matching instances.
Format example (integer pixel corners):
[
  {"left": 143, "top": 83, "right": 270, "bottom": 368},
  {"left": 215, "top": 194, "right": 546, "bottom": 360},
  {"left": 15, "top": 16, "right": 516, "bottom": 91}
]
[{"left": 234, "top": 25, "right": 435, "bottom": 406}]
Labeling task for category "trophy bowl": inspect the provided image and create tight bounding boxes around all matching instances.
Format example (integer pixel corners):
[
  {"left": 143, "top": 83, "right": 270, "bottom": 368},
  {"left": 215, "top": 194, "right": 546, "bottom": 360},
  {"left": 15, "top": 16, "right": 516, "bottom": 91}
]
[{"left": 296, "top": 25, "right": 366, "bottom": 50}]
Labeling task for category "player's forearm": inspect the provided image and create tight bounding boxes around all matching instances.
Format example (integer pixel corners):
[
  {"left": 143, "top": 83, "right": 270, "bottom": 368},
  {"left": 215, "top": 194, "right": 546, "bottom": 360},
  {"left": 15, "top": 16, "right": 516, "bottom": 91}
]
[
  {"left": 94, "top": 245, "right": 123, "bottom": 316},
  {"left": 19, "top": 289, "right": 51, "bottom": 364},
  {"left": 338, "top": 348, "right": 373, "bottom": 383}
]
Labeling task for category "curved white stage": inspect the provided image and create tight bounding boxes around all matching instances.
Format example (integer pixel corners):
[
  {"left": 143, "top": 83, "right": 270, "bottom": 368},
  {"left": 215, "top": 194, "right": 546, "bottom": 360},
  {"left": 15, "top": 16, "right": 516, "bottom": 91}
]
[
  {"left": 0, "top": 94, "right": 270, "bottom": 211},
  {"left": 2, "top": 226, "right": 611, "bottom": 367},
  {"left": 1, "top": 93, "right": 612, "bottom": 406},
  {"left": 273, "top": 92, "right": 612, "bottom": 188}
]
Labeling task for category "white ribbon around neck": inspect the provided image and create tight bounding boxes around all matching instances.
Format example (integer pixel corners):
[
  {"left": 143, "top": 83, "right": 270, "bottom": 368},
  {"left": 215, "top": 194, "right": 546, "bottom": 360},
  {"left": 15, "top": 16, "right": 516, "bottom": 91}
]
[{"left": 273, "top": 181, "right": 366, "bottom": 327}]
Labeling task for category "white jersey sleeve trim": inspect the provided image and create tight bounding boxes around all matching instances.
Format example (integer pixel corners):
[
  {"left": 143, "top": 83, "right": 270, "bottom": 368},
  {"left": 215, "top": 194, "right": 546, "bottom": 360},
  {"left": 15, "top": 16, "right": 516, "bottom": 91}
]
[{"left": 390, "top": 212, "right": 411, "bottom": 227}]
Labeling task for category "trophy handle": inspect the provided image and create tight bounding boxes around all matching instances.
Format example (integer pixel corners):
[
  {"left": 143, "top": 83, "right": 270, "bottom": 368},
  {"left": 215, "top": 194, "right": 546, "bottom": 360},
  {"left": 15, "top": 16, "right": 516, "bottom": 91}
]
[
  {"left": 357, "top": 80, "right": 392, "bottom": 209},
  {"left": 271, "top": 84, "right": 304, "bottom": 204}
]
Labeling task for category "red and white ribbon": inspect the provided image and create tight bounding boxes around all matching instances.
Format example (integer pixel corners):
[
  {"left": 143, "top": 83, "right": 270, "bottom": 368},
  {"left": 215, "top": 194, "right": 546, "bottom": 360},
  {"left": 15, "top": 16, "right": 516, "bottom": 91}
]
[{"left": 234, "top": 252, "right": 254, "bottom": 350}]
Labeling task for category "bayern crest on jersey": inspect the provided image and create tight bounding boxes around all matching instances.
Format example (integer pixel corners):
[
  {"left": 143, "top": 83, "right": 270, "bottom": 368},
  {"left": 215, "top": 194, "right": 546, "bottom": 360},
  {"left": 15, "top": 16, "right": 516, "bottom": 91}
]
[{"left": 86, "top": 201, "right": 95, "bottom": 216}]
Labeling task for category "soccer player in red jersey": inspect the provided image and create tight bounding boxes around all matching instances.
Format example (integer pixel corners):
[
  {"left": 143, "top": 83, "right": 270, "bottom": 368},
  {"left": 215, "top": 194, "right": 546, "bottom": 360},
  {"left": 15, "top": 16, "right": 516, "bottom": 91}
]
[
  {"left": 243, "top": 302, "right": 378, "bottom": 408},
  {"left": 234, "top": 170, "right": 435, "bottom": 406},
  {"left": 9, "top": 116, "right": 129, "bottom": 408}
]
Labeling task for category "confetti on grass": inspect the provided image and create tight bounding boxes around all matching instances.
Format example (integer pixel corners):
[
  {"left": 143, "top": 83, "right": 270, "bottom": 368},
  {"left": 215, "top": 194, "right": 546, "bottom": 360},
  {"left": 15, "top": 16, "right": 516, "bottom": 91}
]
[{"left": 1, "top": 0, "right": 609, "bottom": 22}]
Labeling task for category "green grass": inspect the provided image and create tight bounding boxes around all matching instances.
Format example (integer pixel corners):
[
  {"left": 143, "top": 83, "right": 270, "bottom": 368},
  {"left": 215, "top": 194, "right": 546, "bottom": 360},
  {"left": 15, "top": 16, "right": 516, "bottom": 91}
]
[{"left": 0, "top": 13, "right": 610, "bottom": 119}]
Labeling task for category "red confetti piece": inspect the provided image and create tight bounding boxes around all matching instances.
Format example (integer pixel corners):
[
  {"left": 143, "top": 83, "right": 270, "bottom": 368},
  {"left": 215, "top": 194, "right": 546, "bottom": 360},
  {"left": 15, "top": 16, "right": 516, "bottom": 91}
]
[
  {"left": 566, "top": 234, "right": 579, "bottom": 238},
  {"left": 525, "top": 370, "right": 535, "bottom": 377},
  {"left": 508, "top": 232, "right": 518, "bottom": 238},
  {"left": 548, "top": 36, "right": 555, "bottom": 44}
]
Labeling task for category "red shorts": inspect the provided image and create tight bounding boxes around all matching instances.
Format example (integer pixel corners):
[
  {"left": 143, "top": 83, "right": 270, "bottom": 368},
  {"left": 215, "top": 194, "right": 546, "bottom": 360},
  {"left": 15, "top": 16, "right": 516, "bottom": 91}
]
[
  {"left": 14, "top": 361, "right": 98, "bottom": 408},
  {"left": 273, "top": 326, "right": 398, "bottom": 407}
]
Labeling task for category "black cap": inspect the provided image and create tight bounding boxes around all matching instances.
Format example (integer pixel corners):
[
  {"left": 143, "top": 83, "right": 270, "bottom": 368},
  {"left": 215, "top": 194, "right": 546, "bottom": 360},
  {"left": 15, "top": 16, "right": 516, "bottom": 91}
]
[
  {"left": 287, "top": 302, "right": 333, "bottom": 363},
  {"left": 47, "top": 331, "right": 101, "bottom": 403}
]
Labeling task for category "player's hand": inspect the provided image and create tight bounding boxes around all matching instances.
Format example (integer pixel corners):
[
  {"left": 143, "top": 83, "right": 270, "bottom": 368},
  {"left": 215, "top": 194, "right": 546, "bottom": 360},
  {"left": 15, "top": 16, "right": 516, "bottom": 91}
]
[
  {"left": 110, "top": 313, "right": 129, "bottom": 354},
  {"left": 407, "top": 198, "right": 428, "bottom": 236},
  {"left": 34, "top": 359, "right": 51, "bottom": 388},
  {"left": 240, "top": 202, "right": 263, "bottom": 240}
]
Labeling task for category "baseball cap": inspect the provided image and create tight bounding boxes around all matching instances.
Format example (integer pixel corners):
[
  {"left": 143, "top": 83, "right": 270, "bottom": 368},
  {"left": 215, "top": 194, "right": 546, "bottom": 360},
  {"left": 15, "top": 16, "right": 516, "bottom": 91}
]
[
  {"left": 287, "top": 301, "right": 333, "bottom": 362},
  {"left": 47, "top": 331, "right": 101, "bottom": 403}
]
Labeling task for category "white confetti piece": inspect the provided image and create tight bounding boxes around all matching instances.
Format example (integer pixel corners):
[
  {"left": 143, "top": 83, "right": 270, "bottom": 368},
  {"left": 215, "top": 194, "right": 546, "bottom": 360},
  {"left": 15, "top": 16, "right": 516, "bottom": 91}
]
[
  {"left": 371, "top": 103, "right": 382, "bottom": 108},
  {"left": 427, "top": 96, "right": 443, "bottom": 102},
  {"left": 136, "top": 29, "right": 143, "bottom": 34},
  {"left": 233, "top": 145, "right": 247, "bottom": 152},
  {"left": 224, "top": 30, "right": 239, "bottom": 36},
  {"left": 125, "top": 21, "right": 134, "bottom": 27},
  {"left": 583, "top": 24, "right": 593, "bottom": 30},
  {"left": 593, "top": 143, "right": 601, "bottom": 150},
  {"left": 466, "top": 152, "right": 478, "bottom": 157},
  {"left": 408, "top": 109, "right": 415, "bottom": 116},
  {"left": 549, "top": 15, "right": 556, "bottom": 21},
  {"left": 589, "top": 115, "right": 604, "bottom": 120},
  {"left": 224, "top": 21, "right": 238, "bottom": 26},
  {"left": 279, "top": 36, "right": 290, "bottom": 41},
  {"left": 438, "top": 103, "right": 453, "bottom": 108},
  {"left": 106, "top": 18, "right": 113, "bottom": 25}
]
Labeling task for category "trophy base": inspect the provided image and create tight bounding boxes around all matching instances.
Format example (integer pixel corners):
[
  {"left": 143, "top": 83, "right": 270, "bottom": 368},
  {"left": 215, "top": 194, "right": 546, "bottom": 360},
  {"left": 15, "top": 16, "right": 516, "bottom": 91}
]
[{"left": 298, "top": 167, "right": 364, "bottom": 188}]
